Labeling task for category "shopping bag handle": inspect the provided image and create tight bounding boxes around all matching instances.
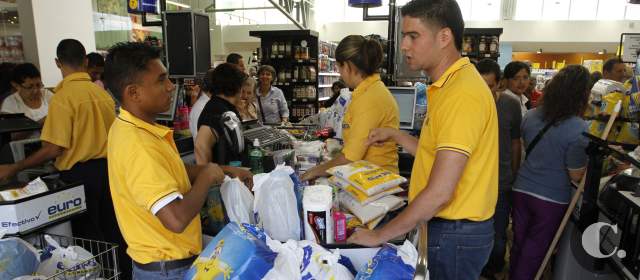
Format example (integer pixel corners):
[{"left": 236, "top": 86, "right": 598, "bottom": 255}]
[{"left": 413, "top": 221, "right": 428, "bottom": 280}]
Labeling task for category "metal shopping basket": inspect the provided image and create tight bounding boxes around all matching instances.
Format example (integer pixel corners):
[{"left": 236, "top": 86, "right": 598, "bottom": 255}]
[{"left": 28, "top": 233, "right": 120, "bottom": 280}]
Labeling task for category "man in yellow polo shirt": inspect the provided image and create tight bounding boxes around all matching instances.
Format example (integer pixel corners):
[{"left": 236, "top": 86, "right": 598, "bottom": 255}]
[
  {"left": 0, "top": 39, "right": 130, "bottom": 274},
  {"left": 348, "top": 1, "right": 499, "bottom": 279},
  {"left": 103, "top": 42, "right": 225, "bottom": 279}
]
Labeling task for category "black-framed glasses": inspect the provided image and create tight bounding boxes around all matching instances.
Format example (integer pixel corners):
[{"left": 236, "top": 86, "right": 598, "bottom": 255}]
[{"left": 19, "top": 83, "right": 44, "bottom": 90}]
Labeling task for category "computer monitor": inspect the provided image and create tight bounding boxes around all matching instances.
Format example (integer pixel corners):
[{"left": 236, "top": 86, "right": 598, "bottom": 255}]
[
  {"left": 388, "top": 87, "right": 417, "bottom": 130},
  {"left": 156, "top": 85, "right": 180, "bottom": 121}
]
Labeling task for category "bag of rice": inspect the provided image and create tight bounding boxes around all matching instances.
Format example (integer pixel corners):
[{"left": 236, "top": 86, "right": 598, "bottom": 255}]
[
  {"left": 328, "top": 176, "right": 402, "bottom": 205},
  {"left": 326, "top": 161, "right": 406, "bottom": 196}
]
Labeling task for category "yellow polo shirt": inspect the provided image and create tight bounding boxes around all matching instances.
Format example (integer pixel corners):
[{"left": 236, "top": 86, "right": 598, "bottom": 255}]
[
  {"left": 342, "top": 74, "right": 400, "bottom": 173},
  {"left": 41, "top": 72, "right": 115, "bottom": 171},
  {"left": 409, "top": 58, "right": 498, "bottom": 221},
  {"left": 108, "top": 109, "right": 202, "bottom": 264}
]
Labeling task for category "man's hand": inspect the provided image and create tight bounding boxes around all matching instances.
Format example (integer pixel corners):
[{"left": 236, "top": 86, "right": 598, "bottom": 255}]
[
  {"left": 366, "top": 128, "right": 398, "bottom": 147},
  {"left": 196, "top": 163, "right": 225, "bottom": 187},
  {"left": 348, "top": 229, "right": 385, "bottom": 247},
  {"left": 225, "top": 166, "right": 254, "bottom": 189},
  {"left": 300, "top": 165, "right": 324, "bottom": 182},
  {"left": 0, "top": 164, "right": 19, "bottom": 181}
]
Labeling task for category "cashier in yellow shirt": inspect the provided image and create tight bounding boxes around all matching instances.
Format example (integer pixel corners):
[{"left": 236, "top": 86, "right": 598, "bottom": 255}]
[
  {"left": 0, "top": 39, "right": 130, "bottom": 272},
  {"left": 301, "top": 35, "right": 399, "bottom": 181},
  {"left": 103, "top": 42, "right": 225, "bottom": 279}
]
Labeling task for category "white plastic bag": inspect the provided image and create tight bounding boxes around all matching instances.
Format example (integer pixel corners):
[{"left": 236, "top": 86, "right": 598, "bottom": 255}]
[
  {"left": 37, "top": 235, "right": 101, "bottom": 280},
  {"left": 264, "top": 239, "right": 354, "bottom": 280},
  {"left": 253, "top": 166, "right": 301, "bottom": 242},
  {"left": 220, "top": 176, "right": 255, "bottom": 224},
  {"left": 0, "top": 230, "right": 40, "bottom": 279}
]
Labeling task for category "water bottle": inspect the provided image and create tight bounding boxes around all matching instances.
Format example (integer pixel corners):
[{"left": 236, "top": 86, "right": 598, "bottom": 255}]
[{"left": 249, "top": 139, "right": 264, "bottom": 174}]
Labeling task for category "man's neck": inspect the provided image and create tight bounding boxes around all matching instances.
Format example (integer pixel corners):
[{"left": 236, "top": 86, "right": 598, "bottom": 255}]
[
  {"left": 218, "top": 94, "right": 239, "bottom": 107},
  {"left": 61, "top": 67, "right": 85, "bottom": 78},
  {"left": 122, "top": 105, "right": 156, "bottom": 125},
  {"left": 425, "top": 51, "right": 462, "bottom": 83}
]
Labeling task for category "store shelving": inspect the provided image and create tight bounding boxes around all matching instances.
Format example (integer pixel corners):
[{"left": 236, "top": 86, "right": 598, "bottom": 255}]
[
  {"left": 318, "top": 40, "right": 341, "bottom": 106},
  {"left": 461, "top": 28, "right": 504, "bottom": 61}
]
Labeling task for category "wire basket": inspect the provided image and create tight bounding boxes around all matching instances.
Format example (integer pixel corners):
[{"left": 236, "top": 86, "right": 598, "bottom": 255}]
[{"left": 28, "top": 233, "right": 120, "bottom": 280}]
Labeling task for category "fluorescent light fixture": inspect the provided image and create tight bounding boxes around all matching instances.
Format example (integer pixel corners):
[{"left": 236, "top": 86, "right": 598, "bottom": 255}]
[{"left": 166, "top": 0, "right": 191, "bottom": 9}]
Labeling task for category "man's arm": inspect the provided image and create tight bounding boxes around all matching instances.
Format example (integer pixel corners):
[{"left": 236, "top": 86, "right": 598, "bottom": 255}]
[
  {"left": 0, "top": 141, "right": 63, "bottom": 180},
  {"left": 156, "top": 163, "right": 224, "bottom": 233},
  {"left": 300, "top": 154, "right": 351, "bottom": 181},
  {"left": 349, "top": 150, "right": 468, "bottom": 246},
  {"left": 511, "top": 138, "right": 522, "bottom": 179},
  {"left": 195, "top": 126, "right": 216, "bottom": 165},
  {"left": 184, "top": 164, "right": 206, "bottom": 183},
  {"left": 367, "top": 128, "right": 419, "bottom": 156}
]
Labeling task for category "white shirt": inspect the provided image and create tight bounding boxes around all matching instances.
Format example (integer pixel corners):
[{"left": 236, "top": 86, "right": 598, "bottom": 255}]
[
  {"left": 189, "top": 93, "right": 211, "bottom": 142},
  {"left": 503, "top": 89, "right": 528, "bottom": 117},
  {"left": 1, "top": 89, "right": 54, "bottom": 121}
]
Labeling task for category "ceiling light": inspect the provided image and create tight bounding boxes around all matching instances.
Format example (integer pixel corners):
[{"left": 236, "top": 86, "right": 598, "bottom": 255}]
[{"left": 166, "top": 0, "right": 190, "bottom": 9}]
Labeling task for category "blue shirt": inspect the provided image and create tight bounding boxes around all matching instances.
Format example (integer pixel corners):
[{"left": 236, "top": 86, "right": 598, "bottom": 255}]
[
  {"left": 256, "top": 86, "right": 289, "bottom": 124},
  {"left": 514, "top": 108, "right": 588, "bottom": 204}
]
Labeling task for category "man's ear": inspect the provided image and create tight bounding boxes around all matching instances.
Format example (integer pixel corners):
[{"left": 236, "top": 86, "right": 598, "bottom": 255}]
[
  {"left": 55, "top": 58, "right": 61, "bottom": 69},
  {"left": 123, "top": 84, "right": 139, "bottom": 103}
]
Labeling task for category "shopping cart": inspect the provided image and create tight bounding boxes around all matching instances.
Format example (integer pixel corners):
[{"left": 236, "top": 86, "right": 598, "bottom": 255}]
[{"left": 28, "top": 233, "right": 120, "bottom": 280}]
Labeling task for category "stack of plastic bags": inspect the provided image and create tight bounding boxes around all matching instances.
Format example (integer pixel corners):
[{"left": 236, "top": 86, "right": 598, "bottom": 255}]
[{"left": 327, "top": 161, "right": 407, "bottom": 229}]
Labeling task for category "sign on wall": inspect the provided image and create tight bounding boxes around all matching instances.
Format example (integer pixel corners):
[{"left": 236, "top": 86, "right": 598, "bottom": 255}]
[
  {"left": 127, "top": 0, "right": 159, "bottom": 14},
  {"left": 620, "top": 33, "right": 640, "bottom": 63}
]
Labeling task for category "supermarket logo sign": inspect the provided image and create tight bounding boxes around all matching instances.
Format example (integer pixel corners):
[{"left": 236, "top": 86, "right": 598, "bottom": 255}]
[
  {"left": 48, "top": 198, "right": 83, "bottom": 219},
  {"left": 0, "top": 211, "right": 42, "bottom": 228},
  {"left": 582, "top": 222, "right": 626, "bottom": 259}
]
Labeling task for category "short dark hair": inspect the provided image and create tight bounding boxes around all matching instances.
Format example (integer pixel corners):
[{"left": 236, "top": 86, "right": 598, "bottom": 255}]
[
  {"left": 503, "top": 61, "right": 531, "bottom": 79},
  {"left": 56, "top": 39, "right": 86, "bottom": 68},
  {"left": 401, "top": 0, "right": 465, "bottom": 51},
  {"left": 603, "top": 58, "right": 623, "bottom": 74},
  {"left": 336, "top": 35, "right": 383, "bottom": 76},
  {"left": 11, "top": 63, "right": 41, "bottom": 84},
  {"left": 103, "top": 42, "right": 162, "bottom": 102},
  {"left": 539, "top": 65, "right": 591, "bottom": 123},
  {"left": 209, "top": 63, "right": 247, "bottom": 97},
  {"left": 257, "top": 65, "right": 276, "bottom": 83},
  {"left": 0, "top": 62, "right": 16, "bottom": 94},
  {"left": 332, "top": 80, "right": 346, "bottom": 89},
  {"left": 226, "top": 53, "right": 243, "bottom": 65},
  {"left": 87, "top": 52, "right": 105, "bottom": 68},
  {"left": 475, "top": 58, "right": 501, "bottom": 82}
]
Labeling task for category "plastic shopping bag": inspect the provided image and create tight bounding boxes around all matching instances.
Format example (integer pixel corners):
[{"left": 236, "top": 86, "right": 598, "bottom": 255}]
[
  {"left": 253, "top": 165, "right": 301, "bottom": 242},
  {"left": 184, "top": 223, "right": 277, "bottom": 280},
  {"left": 264, "top": 239, "right": 354, "bottom": 280},
  {"left": 355, "top": 240, "right": 418, "bottom": 280},
  {"left": 220, "top": 176, "right": 255, "bottom": 224},
  {"left": 0, "top": 230, "right": 40, "bottom": 279},
  {"left": 37, "top": 235, "right": 101, "bottom": 280}
]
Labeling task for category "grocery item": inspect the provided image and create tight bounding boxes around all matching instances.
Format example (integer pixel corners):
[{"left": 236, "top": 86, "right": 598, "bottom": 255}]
[
  {"left": 333, "top": 211, "right": 347, "bottom": 243},
  {"left": 184, "top": 223, "right": 277, "bottom": 280},
  {"left": 327, "top": 161, "right": 407, "bottom": 196},
  {"left": 249, "top": 139, "right": 264, "bottom": 174},
  {"left": 0, "top": 177, "right": 48, "bottom": 201},
  {"left": 339, "top": 192, "right": 405, "bottom": 225},
  {"left": 303, "top": 185, "right": 334, "bottom": 244},
  {"left": 355, "top": 240, "right": 419, "bottom": 280},
  {"left": 329, "top": 176, "right": 403, "bottom": 205}
]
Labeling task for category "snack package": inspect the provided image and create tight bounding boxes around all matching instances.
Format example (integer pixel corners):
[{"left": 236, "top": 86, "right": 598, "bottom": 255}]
[
  {"left": 220, "top": 177, "right": 254, "bottom": 225},
  {"left": 339, "top": 192, "right": 405, "bottom": 224},
  {"left": 184, "top": 223, "right": 277, "bottom": 280},
  {"left": 355, "top": 240, "right": 420, "bottom": 280},
  {"left": 329, "top": 176, "right": 403, "bottom": 205},
  {"left": 327, "top": 161, "right": 406, "bottom": 196},
  {"left": 37, "top": 235, "right": 101, "bottom": 280},
  {"left": 0, "top": 232, "right": 40, "bottom": 279}
]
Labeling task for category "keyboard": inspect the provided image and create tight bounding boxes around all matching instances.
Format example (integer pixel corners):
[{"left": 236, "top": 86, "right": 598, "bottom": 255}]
[{"left": 243, "top": 126, "right": 291, "bottom": 147}]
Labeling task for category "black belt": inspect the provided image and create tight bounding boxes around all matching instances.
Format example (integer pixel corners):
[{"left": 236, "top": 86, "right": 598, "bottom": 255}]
[
  {"left": 431, "top": 217, "right": 477, "bottom": 223},
  {"left": 133, "top": 255, "right": 197, "bottom": 271}
]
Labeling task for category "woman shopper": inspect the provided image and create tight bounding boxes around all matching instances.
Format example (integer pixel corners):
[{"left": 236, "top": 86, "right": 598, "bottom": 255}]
[
  {"left": 256, "top": 65, "right": 289, "bottom": 125},
  {"left": 1, "top": 63, "right": 53, "bottom": 124},
  {"left": 509, "top": 65, "right": 591, "bottom": 280}
]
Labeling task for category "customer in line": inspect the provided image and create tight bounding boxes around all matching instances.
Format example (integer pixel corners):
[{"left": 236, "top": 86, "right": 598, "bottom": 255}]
[
  {"left": 189, "top": 69, "right": 213, "bottom": 141},
  {"left": 325, "top": 80, "right": 346, "bottom": 108},
  {"left": 256, "top": 65, "right": 289, "bottom": 125},
  {"left": 1, "top": 63, "right": 53, "bottom": 124},
  {"left": 602, "top": 57, "right": 627, "bottom": 83},
  {"left": 348, "top": 1, "right": 498, "bottom": 279},
  {"left": 87, "top": 52, "right": 105, "bottom": 88},
  {"left": 301, "top": 35, "right": 400, "bottom": 181},
  {"left": 238, "top": 76, "right": 259, "bottom": 121},
  {"left": 195, "top": 63, "right": 253, "bottom": 187},
  {"left": 0, "top": 39, "right": 129, "bottom": 276},
  {"left": 226, "top": 52, "right": 245, "bottom": 73},
  {"left": 476, "top": 58, "right": 522, "bottom": 279},
  {"left": 503, "top": 61, "right": 531, "bottom": 116},
  {"left": 509, "top": 65, "right": 591, "bottom": 280},
  {"left": 104, "top": 42, "right": 225, "bottom": 280}
]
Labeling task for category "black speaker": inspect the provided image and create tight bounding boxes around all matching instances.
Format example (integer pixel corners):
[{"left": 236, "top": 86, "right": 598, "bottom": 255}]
[{"left": 163, "top": 11, "right": 211, "bottom": 77}]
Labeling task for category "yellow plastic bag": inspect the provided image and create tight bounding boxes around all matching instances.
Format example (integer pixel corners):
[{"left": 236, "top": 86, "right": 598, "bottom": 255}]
[{"left": 326, "top": 161, "right": 407, "bottom": 196}]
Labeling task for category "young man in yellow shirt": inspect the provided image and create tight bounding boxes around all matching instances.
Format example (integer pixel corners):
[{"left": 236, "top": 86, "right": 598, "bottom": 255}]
[
  {"left": 348, "top": 0, "right": 499, "bottom": 279},
  {"left": 103, "top": 42, "right": 225, "bottom": 279}
]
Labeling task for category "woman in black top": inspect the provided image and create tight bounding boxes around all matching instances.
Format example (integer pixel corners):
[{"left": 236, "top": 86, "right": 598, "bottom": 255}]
[{"left": 195, "top": 63, "right": 253, "bottom": 186}]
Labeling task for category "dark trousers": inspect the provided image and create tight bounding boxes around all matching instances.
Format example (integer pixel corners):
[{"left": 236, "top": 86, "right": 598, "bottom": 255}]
[
  {"left": 60, "top": 158, "right": 132, "bottom": 280},
  {"left": 483, "top": 188, "right": 512, "bottom": 276},
  {"left": 510, "top": 191, "right": 567, "bottom": 280}
]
